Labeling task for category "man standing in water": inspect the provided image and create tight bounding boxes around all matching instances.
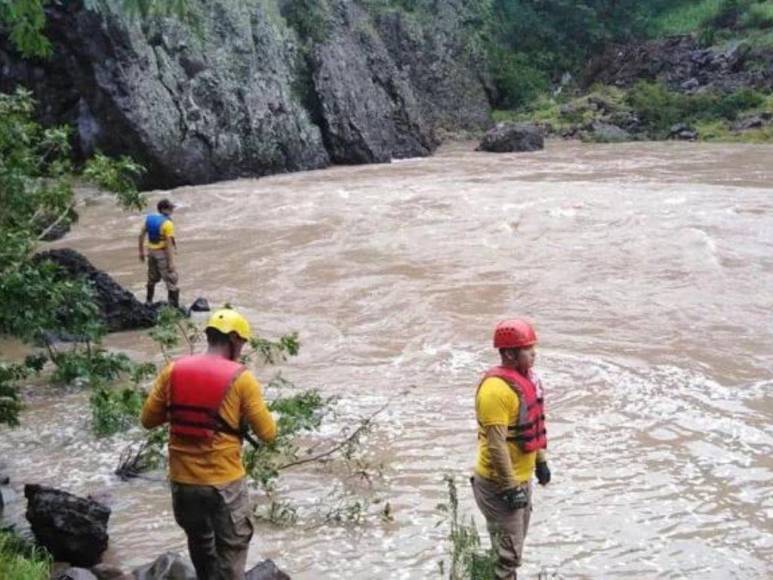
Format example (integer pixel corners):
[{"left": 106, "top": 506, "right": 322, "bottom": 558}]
[
  {"left": 141, "top": 308, "right": 277, "bottom": 579},
  {"left": 138, "top": 198, "right": 179, "bottom": 307},
  {"left": 472, "top": 319, "right": 551, "bottom": 579}
]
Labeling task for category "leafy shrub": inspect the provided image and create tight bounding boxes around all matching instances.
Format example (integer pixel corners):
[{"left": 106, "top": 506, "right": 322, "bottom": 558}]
[
  {"left": 50, "top": 350, "right": 133, "bottom": 385},
  {"left": 90, "top": 384, "right": 146, "bottom": 437},
  {"left": 627, "top": 81, "right": 765, "bottom": 134},
  {"left": 490, "top": 50, "right": 549, "bottom": 110}
]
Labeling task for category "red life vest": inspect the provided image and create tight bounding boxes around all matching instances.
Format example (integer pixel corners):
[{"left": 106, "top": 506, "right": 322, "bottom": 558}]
[
  {"left": 168, "top": 354, "right": 246, "bottom": 439},
  {"left": 479, "top": 365, "right": 547, "bottom": 452}
]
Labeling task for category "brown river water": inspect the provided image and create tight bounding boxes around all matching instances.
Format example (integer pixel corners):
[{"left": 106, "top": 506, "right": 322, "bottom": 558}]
[{"left": 1, "top": 141, "right": 773, "bottom": 578}]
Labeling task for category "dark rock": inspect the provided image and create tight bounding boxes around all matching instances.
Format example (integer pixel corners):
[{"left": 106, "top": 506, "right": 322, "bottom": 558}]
[
  {"left": 132, "top": 552, "right": 196, "bottom": 580},
  {"left": 90, "top": 563, "right": 129, "bottom": 580},
  {"left": 188, "top": 297, "right": 210, "bottom": 313},
  {"left": 33, "top": 248, "right": 156, "bottom": 332},
  {"left": 246, "top": 559, "right": 291, "bottom": 580},
  {"left": 52, "top": 567, "right": 98, "bottom": 580},
  {"left": 476, "top": 122, "right": 544, "bottom": 153},
  {"left": 680, "top": 77, "right": 700, "bottom": 92},
  {"left": 731, "top": 114, "right": 768, "bottom": 132},
  {"left": 669, "top": 123, "right": 698, "bottom": 141},
  {"left": 584, "top": 122, "right": 632, "bottom": 143},
  {"left": 25, "top": 484, "right": 110, "bottom": 568}
]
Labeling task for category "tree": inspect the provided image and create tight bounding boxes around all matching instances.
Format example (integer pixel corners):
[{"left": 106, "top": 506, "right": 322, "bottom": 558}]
[{"left": 0, "top": 88, "right": 145, "bottom": 426}]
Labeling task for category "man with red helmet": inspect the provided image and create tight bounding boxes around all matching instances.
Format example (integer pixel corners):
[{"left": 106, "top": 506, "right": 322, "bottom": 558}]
[{"left": 472, "top": 318, "right": 551, "bottom": 579}]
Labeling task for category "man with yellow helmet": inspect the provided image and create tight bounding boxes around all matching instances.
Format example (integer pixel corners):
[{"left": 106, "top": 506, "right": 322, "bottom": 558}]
[{"left": 141, "top": 308, "right": 277, "bottom": 579}]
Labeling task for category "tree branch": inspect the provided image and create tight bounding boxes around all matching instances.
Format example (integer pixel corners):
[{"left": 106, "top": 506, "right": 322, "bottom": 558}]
[{"left": 277, "top": 399, "right": 390, "bottom": 471}]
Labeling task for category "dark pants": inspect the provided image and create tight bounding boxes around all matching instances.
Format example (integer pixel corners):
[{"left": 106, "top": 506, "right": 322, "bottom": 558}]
[{"left": 171, "top": 478, "right": 254, "bottom": 580}]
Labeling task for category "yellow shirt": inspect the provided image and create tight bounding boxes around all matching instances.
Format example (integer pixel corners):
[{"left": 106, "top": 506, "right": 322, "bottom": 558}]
[
  {"left": 146, "top": 219, "right": 175, "bottom": 250},
  {"left": 141, "top": 361, "right": 277, "bottom": 485},
  {"left": 475, "top": 376, "right": 537, "bottom": 484}
]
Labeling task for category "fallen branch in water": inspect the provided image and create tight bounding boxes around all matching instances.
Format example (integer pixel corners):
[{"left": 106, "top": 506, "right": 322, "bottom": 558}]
[{"left": 276, "top": 398, "right": 390, "bottom": 471}]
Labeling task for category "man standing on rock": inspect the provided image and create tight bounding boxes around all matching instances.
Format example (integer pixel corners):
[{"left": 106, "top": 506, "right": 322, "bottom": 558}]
[
  {"left": 141, "top": 308, "right": 277, "bottom": 579},
  {"left": 472, "top": 318, "right": 551, "bottom": 579},
  {"left": 138, "top": 198, "right": 179, "bottom": 307}
]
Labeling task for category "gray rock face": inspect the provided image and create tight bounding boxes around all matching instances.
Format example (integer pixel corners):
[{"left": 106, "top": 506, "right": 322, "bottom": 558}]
[
  {"left": 373, "top": 0, "right": 492, "bottom": 132},
  {"left": 311, "top": 1, "right": 437, "bottom": 164},
  {"left": 476, "top": 122, "right": 544, "bottom": 153},
  {"left": 34, "top": 248, "right": 156, "bottom": 332},
  {"left": 1, "top": 0, "right": 491, "bottom": 188},
  {"left": 25, "top": 484, "right": 110, "bottom": 568}
]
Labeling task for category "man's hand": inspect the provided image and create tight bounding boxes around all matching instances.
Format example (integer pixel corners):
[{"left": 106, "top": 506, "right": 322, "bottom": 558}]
[
  {"left": 535, "top": 461, "right": 551, "bottom": 486},
  {"left": 500, "top": 486, "right": 528, "bottom": 511}
]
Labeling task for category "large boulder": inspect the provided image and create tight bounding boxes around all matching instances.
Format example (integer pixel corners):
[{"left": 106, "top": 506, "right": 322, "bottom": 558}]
[
  {"left": 582, "top": 122, "right": 632, "bottom": 143},
  {"left": 34, "top": 248, "right": 155, "bottom": 332},
  {"left": 25, "top": 484, "right": 110, "bottom": 568},
  {"left": 476, "top": 123, "right": 544, "bottom": 153}
]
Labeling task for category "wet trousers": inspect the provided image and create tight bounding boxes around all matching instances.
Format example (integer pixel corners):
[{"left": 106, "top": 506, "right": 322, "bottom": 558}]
[
  {"left": 171, "top": 478, "right": 254, "bottom": 580},
  {"left": 147, "top": 248, "right": 178, "bottom": 292},
  {"left": 471, "top": 474, "right": 532, "bottom": 580}
]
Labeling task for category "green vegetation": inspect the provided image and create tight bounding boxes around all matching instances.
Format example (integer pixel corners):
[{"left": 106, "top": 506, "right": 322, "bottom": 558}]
[
  {"left": 437, "top": 475, "right": 495, "bottom": 580},
  {"left": 494, "top": 82, "right": 771, "bottom": 142},
  {"left": 627, "top": 81, "right": 766, "bottom": 135},
  {"left": 0, "top": 531, "right": 50, "bottom": 580},
  {"left": 650, "top": 0, "right": 773, "bottom": 47},
  {"left": 0, "top": 88, "right": 146, "bottom": 428}
]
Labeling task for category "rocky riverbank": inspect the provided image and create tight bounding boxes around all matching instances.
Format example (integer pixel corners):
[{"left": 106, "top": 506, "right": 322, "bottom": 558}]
[
  {"left": 0, "top": 0, "right": 491, "bottom": 189},
  {"left": 496, "top": 34, "right": 773, "bottom": 144}
]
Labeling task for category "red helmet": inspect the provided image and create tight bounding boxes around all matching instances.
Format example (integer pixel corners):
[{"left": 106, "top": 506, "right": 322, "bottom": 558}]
[{"left": 493, "top": 319, "right": 537, "bottom": 349}]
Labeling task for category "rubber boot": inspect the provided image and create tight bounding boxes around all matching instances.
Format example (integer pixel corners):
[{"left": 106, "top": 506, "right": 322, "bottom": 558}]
[
  {"left": 145, "top": 284, "right": 155, "bottom": 305},
  {"left": 168, "top": 289, "right": 180, "bottom": 309}
]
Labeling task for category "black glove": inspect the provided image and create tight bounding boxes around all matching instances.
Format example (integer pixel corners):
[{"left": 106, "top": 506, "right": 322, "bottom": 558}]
[
  {"left": 500, "top": 486, "right": 528, "bottom": 511},
  {"left": 535, "top": 461, "right": 551, "bottom": 486}
]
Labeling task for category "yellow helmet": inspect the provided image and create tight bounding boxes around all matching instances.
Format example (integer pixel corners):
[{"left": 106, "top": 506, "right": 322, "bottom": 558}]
[{"left": 206, "top": 308, "right": 252, "bottom": 341}]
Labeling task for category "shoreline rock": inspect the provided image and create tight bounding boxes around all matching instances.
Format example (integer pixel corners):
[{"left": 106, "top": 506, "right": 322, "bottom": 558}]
[{"left": 25, "top": 484, "right": 111, "bottom": 568}]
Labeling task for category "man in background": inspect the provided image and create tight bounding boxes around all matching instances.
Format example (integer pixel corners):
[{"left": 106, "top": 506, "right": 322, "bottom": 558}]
[{"left": 139, "top": 198, "right": 179, "bottom": 307}]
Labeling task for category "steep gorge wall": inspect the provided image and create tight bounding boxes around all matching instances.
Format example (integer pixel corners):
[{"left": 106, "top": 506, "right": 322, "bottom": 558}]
[{"left": 0, "top": 0, "right": 492, "bottom": 188}]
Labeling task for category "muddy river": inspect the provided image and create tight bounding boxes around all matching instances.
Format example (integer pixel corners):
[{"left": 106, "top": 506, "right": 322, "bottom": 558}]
[{"left": 1, "top": 141, "right": 772, "bottom": 578}]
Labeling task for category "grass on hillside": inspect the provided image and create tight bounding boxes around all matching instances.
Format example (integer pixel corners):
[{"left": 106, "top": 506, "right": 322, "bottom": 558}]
[
  {"left": 649, "top": 0, "right": 773, "bottom": 47},
  {"left": 493, "top": 85, "right": 773, "bottom": 143},
  {"left": 0, "top": 532, "right": 50, "bottom": 580}
]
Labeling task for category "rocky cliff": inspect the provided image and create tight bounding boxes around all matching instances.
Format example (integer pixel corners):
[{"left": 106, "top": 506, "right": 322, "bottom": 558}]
[{"left": 0, "top": 0, "right": 492, "bottom": 188}]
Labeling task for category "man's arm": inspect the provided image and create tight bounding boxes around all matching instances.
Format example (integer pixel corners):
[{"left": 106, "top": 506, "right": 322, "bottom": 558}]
[
  {"left": 486, "top": 425, "right": 519, "bottom": 490},
  {"left": 238, "top": 372, "right": 277, "bottom": 443},
  {"left": 138, "top": 224, "right": 146, "bottom": 262},
  {"left": 141, "top": 364, "right": 173, "bottom": 429}
]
